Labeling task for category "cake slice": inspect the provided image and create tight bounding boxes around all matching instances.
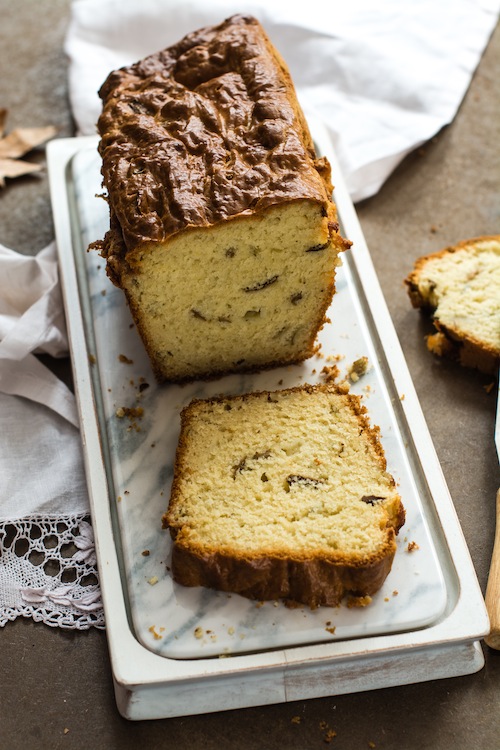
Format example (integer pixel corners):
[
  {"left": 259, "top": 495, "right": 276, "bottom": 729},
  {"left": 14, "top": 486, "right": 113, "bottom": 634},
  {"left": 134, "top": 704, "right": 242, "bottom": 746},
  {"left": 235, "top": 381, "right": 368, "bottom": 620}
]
[
  {"left": 92, "top": 14, "right": 350, "bottom": 383},
  {"left": 163, "top": 383, "right": 405, "bottom": 609},
  {"left": 405, "top": 235, "right": 500, "bottom": 374}
]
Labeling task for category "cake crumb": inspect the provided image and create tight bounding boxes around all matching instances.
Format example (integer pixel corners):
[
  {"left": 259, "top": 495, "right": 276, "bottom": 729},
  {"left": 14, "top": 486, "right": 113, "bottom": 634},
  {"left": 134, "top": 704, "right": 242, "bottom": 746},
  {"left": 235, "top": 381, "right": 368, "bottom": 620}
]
[
  {"left": 148, "top": 625, "right": 163, "bottom": 640},
  {"left": 320, "top": 364, "right": 340, "bottom": 383},
  {"left": 336, "top": 380, "right": 350, "bottom": 394},
  {"left": 291, "top": 715, "right": 302, "bottom": 725},
  {"left": 88, "top": 353, "right": 96, "bottom": 365},
  {"left": 194, "top": 626, "right": 203, "bottom": 639},
  {"left": 147, "top": 576, "right": 159, "bottom": 586},
  {"left": 407, "top": 541, "right": 420, "bottom": 552},
  {"left": 368, "top": 742, "right": 376, "bottom": 748},
  {"left": 347, "top": 356, "right": 369, "bottom": 382},
  {"left": 392, "top": 590, "right": 399, "bottom": 597},
  {"left": 63, "top": 728, "right": 70, "bottom": 735},
  {"left": 118, "top": 353, "right": 133, "bottom": 364},
  {"left": 115, "top": 405, "right": 144, "bottom": 420},
  {"left": 319, "top": 722, "right": 337, "bottom": 743},
  {"left": 346, "top": 595, "right": 372, "bottom": 608},
  {"left": 485, "top": 381, "right": 495, "bottom": 394},
  {"left": 142, "top": 549, "right": 150, "bottom": 556}
]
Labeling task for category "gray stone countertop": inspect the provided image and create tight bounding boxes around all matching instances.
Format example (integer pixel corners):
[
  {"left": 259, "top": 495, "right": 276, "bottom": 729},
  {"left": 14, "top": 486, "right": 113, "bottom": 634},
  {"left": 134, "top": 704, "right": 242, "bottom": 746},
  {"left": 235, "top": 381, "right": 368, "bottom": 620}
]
[{"left": 0, "top": 2, "right": 498, "bottom": 748}]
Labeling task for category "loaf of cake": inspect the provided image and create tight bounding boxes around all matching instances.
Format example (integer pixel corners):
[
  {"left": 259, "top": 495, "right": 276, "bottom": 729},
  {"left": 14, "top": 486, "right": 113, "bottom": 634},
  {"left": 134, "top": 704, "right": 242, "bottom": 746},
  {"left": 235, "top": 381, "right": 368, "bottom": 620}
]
[
  {"left": 163, "top": 383, "right": 405, "bottom": 609},
  {"left": 92, "top": 14, "right": 350, "bottom": 383},
  {"left": 405, "top": 236, "right": 500, "bottom": 374}
]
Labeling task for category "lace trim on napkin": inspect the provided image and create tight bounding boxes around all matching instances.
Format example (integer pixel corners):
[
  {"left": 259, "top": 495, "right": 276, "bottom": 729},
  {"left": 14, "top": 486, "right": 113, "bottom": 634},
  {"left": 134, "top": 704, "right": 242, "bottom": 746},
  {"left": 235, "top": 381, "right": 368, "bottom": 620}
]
[{"left": 0, "top": 514, "right": 104, "bottom": 629}]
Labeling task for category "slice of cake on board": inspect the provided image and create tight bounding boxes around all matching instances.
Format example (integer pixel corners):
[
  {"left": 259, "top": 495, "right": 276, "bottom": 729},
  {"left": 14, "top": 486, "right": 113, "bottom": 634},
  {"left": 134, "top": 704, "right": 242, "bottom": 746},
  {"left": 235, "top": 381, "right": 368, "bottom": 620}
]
[
  {"left": 163, "top": 383, "right": 405, "bottom": 609},
  {"left": 405, "top": 235, "right": 500, "bottom": 375}
]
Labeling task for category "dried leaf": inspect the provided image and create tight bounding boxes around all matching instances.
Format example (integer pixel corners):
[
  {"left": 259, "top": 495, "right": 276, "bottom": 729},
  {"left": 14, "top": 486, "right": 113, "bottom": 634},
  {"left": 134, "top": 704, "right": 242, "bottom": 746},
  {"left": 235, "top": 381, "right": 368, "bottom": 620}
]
[
  {"left": 0, "top": 110, "right": 56, "bottom": 187},
  {"left": 0, "top": 108, "right": 7, "bottom": 137},
  {"left": 0, "top": 157, "right": 42, "bottom": 187},
  {"left": 0, "top": 125, "right": 57, "bottom": 159}
]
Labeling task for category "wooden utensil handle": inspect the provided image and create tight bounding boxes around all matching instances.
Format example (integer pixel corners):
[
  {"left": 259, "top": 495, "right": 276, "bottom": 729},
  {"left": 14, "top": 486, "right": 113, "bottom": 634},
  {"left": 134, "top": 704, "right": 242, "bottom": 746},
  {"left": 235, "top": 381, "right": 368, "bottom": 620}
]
[{"left": 484, "top": 488, "right": 500, "bottom": 649}]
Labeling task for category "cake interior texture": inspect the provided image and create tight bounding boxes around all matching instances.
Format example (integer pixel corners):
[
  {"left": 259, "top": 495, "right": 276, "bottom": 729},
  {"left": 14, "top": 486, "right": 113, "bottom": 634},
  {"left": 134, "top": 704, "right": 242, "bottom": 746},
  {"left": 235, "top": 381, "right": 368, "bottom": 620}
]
[
  {"left": 164, "top": 384, "right": 405, "bottom": 608},
  {"left": 119, "top": 201, "right": 339, "bottom": 381},
  {"left": 94, "top": 14, "right": 350, "bottom": 382},
  {"left": 405, "top": 235, "right": 500, "bottom": 373}
]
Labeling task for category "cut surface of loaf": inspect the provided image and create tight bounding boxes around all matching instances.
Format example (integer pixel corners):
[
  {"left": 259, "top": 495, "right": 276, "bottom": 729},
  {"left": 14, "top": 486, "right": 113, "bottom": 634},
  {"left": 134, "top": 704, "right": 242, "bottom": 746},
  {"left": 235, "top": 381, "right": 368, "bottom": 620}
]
[
  {"left": 405, "top": 235, "right": 500, "bottom": 374},
  {"left": 163, "top": 383, "right": 405, "bottom": 609},
  {"left": 93, "top": 14, "right": 350, "bottom": 383}
]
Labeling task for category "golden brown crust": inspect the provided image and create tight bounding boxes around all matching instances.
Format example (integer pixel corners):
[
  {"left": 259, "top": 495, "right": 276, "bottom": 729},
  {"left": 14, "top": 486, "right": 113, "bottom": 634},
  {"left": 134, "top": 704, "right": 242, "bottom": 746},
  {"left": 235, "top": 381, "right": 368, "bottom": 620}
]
[
  {"left": 96, "top": 14, "right": 336, "bottom": 257},
  {"left": 168, "top": 539, "right": 397, "bottom": 609},
  {"left": 163, "top": 383, "right": 405, "bottom": 608}
]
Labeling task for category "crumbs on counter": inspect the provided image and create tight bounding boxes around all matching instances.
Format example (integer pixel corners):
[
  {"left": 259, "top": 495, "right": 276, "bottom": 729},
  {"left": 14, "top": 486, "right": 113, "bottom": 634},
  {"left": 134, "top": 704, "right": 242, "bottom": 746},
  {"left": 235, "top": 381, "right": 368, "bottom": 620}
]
[
  {"left": 141, "top": 549, "right": 150, "bottom": 557},
  {"left": 88, "top": 353, "right": 96, "bottom": 365},
  {"left": 407, "top": 541, "right": 420, "bottom": 552},
  {"left": 148, "top": 576, "right": 159, "bottom": 586},
  {"left": 291, "top": 715, "right": 302, "bottom": 725},
  {"left": 319, "top": 721, "right": 337, "bottom": 744}
]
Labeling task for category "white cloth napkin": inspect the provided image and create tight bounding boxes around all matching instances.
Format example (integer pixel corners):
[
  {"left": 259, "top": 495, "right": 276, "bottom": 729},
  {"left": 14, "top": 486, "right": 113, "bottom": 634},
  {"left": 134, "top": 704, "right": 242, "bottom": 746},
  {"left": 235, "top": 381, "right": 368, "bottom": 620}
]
[
  {"left": 65, "top": 0, "right": 500, "bottom": 202},
  {"left": 1, "top": 0, "right": 498, "bottom": 630},
  {"left": 0, "top": 244, "right": 103, "bottom": 628}
]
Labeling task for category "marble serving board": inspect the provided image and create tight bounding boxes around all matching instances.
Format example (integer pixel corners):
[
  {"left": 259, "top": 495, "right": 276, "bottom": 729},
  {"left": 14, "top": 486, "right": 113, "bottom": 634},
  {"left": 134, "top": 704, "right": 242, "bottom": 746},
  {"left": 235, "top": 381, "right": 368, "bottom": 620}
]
[{"left": 70, "top": 142, "right": 447, "bottom": 661}]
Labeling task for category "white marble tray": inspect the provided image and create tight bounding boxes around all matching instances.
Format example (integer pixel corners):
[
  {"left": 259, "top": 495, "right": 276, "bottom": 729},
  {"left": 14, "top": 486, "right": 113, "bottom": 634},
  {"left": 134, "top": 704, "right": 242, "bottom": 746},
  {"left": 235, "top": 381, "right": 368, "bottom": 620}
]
[{"left": 48, "top": 123, "right": 489, "bottom": 718}]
